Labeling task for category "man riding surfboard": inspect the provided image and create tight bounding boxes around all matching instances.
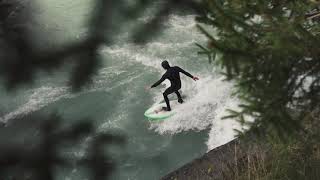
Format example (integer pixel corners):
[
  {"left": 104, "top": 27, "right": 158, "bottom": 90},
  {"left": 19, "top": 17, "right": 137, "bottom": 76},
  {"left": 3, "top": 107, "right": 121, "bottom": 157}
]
[{"left": 147, "top": 60, "right": 199, "bottom": 111}]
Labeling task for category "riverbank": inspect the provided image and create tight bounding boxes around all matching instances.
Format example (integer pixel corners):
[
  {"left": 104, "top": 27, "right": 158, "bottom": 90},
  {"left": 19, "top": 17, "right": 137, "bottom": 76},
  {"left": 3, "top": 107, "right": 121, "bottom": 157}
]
[
  {"left": 162, "top": 109, "right": 320, "bottom": 180},
  {"left": 162, "top": 135, "right": 269, "bottom": 180}
]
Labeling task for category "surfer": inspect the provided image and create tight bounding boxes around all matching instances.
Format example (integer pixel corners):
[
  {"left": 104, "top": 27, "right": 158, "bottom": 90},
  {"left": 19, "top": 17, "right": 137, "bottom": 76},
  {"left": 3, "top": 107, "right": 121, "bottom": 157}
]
[{"left": 147, "top": 60, "right": 199, "bottom": 111}]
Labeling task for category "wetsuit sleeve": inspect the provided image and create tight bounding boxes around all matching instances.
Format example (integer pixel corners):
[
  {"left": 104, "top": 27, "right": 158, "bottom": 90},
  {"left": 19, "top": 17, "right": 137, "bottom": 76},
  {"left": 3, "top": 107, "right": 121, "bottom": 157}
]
[
  {"left": 151, "top": 75, "right": 166, "bottom": 88},
  {"left": 177, "top": 67, "right": 193, "bottom": 79}
]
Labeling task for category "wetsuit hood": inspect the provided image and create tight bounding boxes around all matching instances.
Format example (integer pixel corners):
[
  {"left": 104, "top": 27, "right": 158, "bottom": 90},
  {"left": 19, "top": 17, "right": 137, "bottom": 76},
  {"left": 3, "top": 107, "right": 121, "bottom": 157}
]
[{"left": 161, "top": 60, "right": 170, "bottom": 70}]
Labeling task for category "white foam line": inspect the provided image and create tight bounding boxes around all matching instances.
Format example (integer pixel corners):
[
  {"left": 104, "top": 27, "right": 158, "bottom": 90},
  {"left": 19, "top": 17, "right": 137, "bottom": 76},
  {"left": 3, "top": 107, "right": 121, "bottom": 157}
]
[
  {"left": 1, "top": 86, "right": 73, "bottom": 123},
  {"left": 101, "top": 41, "right": 197, "bottom": 71},
  {"left": 1, "top": 66, "right": 144, "bottom": 123}
]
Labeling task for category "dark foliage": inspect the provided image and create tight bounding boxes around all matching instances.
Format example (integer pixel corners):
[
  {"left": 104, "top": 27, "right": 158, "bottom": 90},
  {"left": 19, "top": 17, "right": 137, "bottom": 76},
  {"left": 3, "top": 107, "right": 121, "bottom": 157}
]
[
  {"left": 196, "top": 0, "right": 320, "bottom": 138},
  {"left": 0, "top": 114, "right": 125, "bottom": 180}
]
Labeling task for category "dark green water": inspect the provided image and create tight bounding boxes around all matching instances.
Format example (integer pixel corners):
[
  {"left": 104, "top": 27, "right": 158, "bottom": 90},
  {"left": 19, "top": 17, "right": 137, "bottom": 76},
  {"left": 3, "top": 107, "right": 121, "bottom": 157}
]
[{"left": 0, "top": 0, "right": 241, "bottom": 179}]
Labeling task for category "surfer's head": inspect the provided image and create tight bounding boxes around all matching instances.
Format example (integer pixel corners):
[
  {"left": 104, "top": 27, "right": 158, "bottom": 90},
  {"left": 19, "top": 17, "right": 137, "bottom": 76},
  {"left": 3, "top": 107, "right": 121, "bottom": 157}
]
[{"left": 161, "top": 60, "right": 170, "bottom": 70}]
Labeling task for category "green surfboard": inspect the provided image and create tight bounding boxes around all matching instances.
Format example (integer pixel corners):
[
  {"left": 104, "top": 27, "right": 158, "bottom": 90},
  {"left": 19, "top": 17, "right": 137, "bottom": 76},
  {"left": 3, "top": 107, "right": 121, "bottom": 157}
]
[{"left": 144, "top": 101, "right": 179, "bottom": 121}]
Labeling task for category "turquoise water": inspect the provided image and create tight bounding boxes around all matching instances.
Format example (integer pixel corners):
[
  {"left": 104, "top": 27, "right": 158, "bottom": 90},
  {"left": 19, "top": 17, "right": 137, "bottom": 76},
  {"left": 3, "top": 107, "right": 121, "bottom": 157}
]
[{"left": 0, "top": 0, "right": 241, "bottom": 179}]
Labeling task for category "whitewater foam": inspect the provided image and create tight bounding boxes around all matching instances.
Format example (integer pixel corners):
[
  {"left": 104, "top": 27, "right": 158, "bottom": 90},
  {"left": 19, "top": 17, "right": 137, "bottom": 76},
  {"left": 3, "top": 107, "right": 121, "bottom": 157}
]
[{"left": 147, "top": 75, "right": 242, "bottom": 151}]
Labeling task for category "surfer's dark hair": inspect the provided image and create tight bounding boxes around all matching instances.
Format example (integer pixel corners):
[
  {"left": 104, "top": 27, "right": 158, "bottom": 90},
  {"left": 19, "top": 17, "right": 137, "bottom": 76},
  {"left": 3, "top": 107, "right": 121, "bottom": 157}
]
[{"left": 161, "top": 60, "right": 170, "bottom": 69}]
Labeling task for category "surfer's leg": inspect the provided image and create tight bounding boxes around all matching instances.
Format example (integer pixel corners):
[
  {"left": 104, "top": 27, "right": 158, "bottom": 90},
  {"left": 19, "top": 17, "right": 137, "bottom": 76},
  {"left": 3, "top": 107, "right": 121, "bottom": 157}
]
[
  {"left": 163, "top": 87, "right": 175, "bottom": 111},
  {"left": 175, "top": 90, "right": 183, "bottom": 103}
]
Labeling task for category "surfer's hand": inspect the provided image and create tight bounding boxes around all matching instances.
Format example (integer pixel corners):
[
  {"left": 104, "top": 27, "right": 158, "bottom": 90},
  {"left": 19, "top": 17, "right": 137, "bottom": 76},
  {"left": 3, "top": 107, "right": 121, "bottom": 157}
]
[
  {"left": 193, "top": 76, "right": 199, "bottom": 81},
  {"left": 145, "top": 86, "right": 151, "bottom": 91}
]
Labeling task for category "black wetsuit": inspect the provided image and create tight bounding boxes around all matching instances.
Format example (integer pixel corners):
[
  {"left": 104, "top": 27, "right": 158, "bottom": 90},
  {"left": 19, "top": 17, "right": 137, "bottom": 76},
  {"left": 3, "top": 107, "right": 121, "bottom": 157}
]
[{"left": 151, "top": 66, "right": 194, "bottom": 111}]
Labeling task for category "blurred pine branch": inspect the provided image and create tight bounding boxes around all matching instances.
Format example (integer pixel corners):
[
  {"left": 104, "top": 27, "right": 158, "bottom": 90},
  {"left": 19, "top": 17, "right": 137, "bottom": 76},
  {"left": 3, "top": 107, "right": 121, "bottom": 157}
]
[{"left": 196, "top": 0, "right": 320, "bottom": 137}]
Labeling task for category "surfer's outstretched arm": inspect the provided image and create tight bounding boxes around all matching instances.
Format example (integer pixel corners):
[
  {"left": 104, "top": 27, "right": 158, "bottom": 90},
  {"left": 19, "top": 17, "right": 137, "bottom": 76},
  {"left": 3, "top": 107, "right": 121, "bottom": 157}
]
[
  {"left": 177, "top": 66, "right": 193, "bottom": 79},
  {"left": 177, "top": 66, "right": 199, "bottom": 81},
  {"left": 151, "top": 75, "right": 166, "bottom": 88}
]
